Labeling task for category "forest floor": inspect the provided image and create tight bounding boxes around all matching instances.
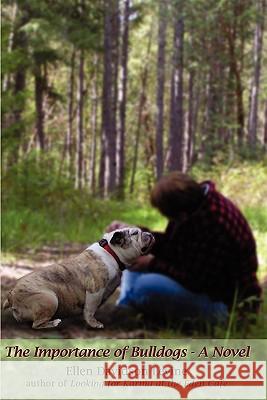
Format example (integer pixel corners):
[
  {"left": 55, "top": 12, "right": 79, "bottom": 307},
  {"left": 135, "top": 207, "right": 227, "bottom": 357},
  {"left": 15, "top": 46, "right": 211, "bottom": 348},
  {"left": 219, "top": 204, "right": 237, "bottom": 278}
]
[
  {"left": 1, "top": 244, "right": 158, "bottom": 339},
  {"left": 1, "top": 243, "right": 267, "bottom": 340}
]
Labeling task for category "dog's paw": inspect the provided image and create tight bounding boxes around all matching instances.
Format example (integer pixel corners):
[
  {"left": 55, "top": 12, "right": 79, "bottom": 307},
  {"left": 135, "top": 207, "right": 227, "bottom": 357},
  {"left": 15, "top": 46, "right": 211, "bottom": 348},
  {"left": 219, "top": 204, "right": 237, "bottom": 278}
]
[
  {"left": 90, "top": 320, "right": 104, "bottom": 329},
  {"left": 86, "top": 318, "right": 104, "bottom": 329},
  {"left": 51, "top": 319, "right": 61, "bottom": 327},
  {"left": 32, "top": 318, "right": 62, "bottom": 329}
]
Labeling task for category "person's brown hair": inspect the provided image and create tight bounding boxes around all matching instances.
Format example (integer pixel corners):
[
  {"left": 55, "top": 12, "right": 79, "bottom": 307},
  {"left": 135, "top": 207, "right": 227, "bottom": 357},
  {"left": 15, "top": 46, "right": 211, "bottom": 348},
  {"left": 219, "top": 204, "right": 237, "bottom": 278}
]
[{"left": 150, "top": 172, "right": 204, "bottom": 218}]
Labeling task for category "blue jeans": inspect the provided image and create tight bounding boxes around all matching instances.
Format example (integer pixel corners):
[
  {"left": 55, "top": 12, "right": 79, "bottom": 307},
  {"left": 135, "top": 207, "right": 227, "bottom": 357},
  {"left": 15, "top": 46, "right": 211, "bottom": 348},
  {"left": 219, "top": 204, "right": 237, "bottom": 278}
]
[{"left": 118, "top": 271, "right": 228, "bottom": 326}]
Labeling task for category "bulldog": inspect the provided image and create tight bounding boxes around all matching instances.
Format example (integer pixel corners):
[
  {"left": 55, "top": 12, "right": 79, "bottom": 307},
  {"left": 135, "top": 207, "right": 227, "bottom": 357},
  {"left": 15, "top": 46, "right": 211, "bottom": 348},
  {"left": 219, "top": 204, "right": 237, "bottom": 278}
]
[{"left": 3, "top": 228, "right": 154, "bottom": 329}]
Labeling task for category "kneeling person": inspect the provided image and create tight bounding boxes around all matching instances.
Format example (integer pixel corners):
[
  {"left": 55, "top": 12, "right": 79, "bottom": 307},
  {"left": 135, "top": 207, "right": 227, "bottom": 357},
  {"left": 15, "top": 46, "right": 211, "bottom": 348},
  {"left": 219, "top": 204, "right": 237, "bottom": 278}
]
[{"left": 108, "top": 173, "right": 262, "bottom": 326}]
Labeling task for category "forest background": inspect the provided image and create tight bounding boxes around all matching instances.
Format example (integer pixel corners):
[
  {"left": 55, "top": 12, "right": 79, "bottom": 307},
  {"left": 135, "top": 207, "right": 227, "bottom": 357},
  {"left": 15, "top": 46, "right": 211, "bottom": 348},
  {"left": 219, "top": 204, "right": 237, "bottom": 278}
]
[{"left": 2, "top": 0, "right": 267, "bottom": 338}]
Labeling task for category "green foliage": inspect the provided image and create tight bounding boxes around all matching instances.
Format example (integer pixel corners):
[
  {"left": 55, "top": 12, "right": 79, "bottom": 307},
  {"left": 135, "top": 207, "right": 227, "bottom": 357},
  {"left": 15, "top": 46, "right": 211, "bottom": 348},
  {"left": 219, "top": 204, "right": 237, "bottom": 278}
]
[
  {"left": 2, "top": 154, "right": 166, "bottom": 251},
  {"left": 191, "top": 160, "right": 267, "bottom": 208},
  {"left": 244, "top": 207, "right": 267, "bottom": 233}
]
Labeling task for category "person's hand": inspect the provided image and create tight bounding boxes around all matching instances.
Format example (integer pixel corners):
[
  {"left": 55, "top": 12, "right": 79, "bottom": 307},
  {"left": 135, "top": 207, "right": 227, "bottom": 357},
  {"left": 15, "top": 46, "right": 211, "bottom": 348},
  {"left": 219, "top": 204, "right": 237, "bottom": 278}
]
[
  {"left": 105, "top": 220, "right": 131, "bottom": 233},
  {"left": 129, "top": 254, "right": 155, "bottom": 271}
]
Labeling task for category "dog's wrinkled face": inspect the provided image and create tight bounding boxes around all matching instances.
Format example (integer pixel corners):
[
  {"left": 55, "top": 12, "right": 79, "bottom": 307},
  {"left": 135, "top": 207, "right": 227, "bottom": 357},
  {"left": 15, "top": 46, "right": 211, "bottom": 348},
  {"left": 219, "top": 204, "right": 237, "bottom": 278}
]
[{"left": 104, "top": 227, "right": 155, "bottom": 265}]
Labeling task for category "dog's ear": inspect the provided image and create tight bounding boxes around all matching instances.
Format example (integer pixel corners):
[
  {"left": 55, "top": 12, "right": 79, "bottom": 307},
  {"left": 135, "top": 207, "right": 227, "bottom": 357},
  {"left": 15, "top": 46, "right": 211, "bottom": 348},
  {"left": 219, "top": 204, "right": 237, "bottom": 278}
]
[{"left": 110, "top": 231, "right": 125, "bottom": 246}]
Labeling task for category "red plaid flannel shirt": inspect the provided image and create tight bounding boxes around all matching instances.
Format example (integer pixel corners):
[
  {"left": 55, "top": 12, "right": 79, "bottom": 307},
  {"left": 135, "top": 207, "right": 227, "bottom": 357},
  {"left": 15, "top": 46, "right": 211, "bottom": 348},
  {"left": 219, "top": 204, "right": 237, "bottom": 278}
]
[{"left": 147, "top": 181, "right": 262, "bottom": 310}]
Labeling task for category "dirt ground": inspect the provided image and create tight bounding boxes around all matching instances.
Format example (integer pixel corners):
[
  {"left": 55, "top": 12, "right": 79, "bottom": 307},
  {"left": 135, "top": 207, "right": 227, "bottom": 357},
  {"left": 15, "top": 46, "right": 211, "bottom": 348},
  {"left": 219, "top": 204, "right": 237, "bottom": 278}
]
[{"left": 1, "top": 244, "right": 156, "bottom": 339}]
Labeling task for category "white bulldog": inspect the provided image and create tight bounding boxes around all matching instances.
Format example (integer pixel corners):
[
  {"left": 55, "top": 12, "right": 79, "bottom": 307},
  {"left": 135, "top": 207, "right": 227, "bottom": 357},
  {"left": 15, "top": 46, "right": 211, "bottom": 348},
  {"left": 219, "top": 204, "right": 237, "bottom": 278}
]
[{"left": 3, "top": 228, "right": 154, "bottom": 330}]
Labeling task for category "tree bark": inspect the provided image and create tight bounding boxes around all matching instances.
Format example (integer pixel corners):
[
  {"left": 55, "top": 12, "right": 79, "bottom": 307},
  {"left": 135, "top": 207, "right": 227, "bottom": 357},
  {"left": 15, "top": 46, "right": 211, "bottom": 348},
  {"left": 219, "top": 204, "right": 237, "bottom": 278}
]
[
  {"left": 129, "top": 26, "right": 153, "bottom": 194},
  {"left": 12, "top": 49, "right": 27, "bottom": 158},
  {"left": 247, "top": 0, "right": 266, "bottom": 146},
  {"left": 76, "top": 49, "right": 84, "bottom": 190},
  {"left": 191, "top": 80, "right": 201, "bottom": 164},
  {"left": 116, "top": 0, "right": 129, "bottom": 197},
  {"left": 2, "top": 2, "right": 18, "bottom": 93},
  {"left": 66, "top": 49, "right": 76, "bottom": 179},
  {"left": 199, "top": 70, "right": 212, "bottom": 159},
  {"left": 155, "top": 0, "right": 167, "bottom": 179},
  {"left": 34, "top": 62, "right": 45, "bottom": 151},
  {"left": 7, "top": 5, "right": 29, "bottom": 159},
  {"left": 264, "top": 100, "right": 267, "bottom": 149},
  {"left": 225, "top": 4, "right": 245, "bottom": 147},
  {"left": 186, "top": 69, "right": 195, "bottom": 167},
  {"left": 168, "top": 15, "right": 184, "bottom": 172},
  {"left": 89, "top": 55, "right": 99, "bottom": 194},
  {"left": 110, "top": 0, "right": 120, "bottom": 191},
  {"left": 98, "top": 128, "right": 106, "bottom": 196},
  {"left": 99, "top": 0, "right": 119, "bottom": 197}
]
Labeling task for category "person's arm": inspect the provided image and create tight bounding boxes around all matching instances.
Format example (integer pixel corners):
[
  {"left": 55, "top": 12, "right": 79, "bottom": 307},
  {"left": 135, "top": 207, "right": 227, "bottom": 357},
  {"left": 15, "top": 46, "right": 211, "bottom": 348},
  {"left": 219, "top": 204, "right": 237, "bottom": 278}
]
[
  {"left": 130, "top": 252, "right": 179, "bottom": 282},
  {"left": 130, "top": 221, "right": 179, "bottom": 275}
]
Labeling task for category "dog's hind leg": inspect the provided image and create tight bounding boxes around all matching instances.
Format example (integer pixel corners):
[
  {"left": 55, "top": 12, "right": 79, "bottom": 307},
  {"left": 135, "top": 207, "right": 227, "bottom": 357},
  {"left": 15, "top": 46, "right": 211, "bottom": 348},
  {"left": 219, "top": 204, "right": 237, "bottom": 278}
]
[{"left": 31, "top": 291, "right": 60, "bottom": 329}]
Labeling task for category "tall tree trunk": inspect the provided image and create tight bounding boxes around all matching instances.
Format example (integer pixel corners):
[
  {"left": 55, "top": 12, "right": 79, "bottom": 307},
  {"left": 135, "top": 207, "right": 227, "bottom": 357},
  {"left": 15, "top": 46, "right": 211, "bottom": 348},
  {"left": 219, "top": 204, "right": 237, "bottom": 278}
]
[
  {"left": 191, "top": 80, "right": 201, "bottom": 163},
  {"left": 12, "top": 51, "right": 27, "bottom": 159},
  {"left": 109, "top": 0, "right": 120, "bottom": 195},
  {"left": 76, "top": 49, "right": 84, "bottom": 190},
  {"left": 99, "top": 47, "right": 106, "bottom": 196},
  {"left": 264, "top": 100, "right": 267, "bottom": 149},
  {"left": 227, "top": 43, "right": 244, "bottom": 147},
  {"left": 66, "top": 49, "right": 76, "bottom": 179},
  {"left": 2, "top": 2, "right": 18, "bottom": 92},
  {"left": 34, "top": 63, "right": 45, "bottom": 151},
  {"left": 155, "top": 0, "right": 167, "bottom": 180},
  {"left": 247, "top": 0, "right": 266, "bottom": 146},
  {"left": 99, "top": 0, "right": 119, "bottom": 197},
  {"left": 224, "top": 55, "right": 236, "bottom": 145},
  {"left": 129, "top": 26, "right": 153, "bottom": 194},
  {"left": 235, "top": 68, "right": 245, "bottom": 146},
  {"left": 200, "top": 70, "right": 212, "bottom": 159},
  {"left": 187, "top": 69, "right": 195, "bottom": 167},
  {"left": 43, "top": 62, "right": 50, "bottom": 150},
  {"left": 7, "top": 7, "right": 29, "bottom": 160},
  {"left": 116, "top": 0, "right": 129, "bottom": 197},
  {"left": 225, "top": 4, "right": 245, "bottom": 147},
  {"left": 89, "top": 55, "right": 99, "bottom": 194},
  {"left": 98, "top": 129, "right": 106, "bottom": 196},
  {"left": 168, "top": 15, "right": 184, "bottom": 171}
]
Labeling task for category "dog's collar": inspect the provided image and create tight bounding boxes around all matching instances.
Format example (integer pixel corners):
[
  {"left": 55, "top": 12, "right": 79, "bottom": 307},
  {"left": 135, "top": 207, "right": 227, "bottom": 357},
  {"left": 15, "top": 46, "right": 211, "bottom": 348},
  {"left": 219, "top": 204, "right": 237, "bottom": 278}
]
[{"left": 98, "top": 239, "right": 125, "bottom": 271}]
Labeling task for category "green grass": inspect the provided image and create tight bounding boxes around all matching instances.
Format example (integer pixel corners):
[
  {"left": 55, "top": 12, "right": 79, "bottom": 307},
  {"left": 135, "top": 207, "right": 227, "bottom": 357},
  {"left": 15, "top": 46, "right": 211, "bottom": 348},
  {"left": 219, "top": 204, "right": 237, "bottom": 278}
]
[{"left": 1, "top": 200, "right": 167, "bottom": 252}]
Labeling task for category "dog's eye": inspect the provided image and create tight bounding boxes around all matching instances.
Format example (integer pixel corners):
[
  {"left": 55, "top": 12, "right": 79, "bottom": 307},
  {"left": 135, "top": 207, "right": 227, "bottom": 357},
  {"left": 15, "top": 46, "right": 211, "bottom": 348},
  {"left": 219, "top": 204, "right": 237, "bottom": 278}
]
[{"left": 131, "top": 231, "right": 138, "bottom": 236}]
